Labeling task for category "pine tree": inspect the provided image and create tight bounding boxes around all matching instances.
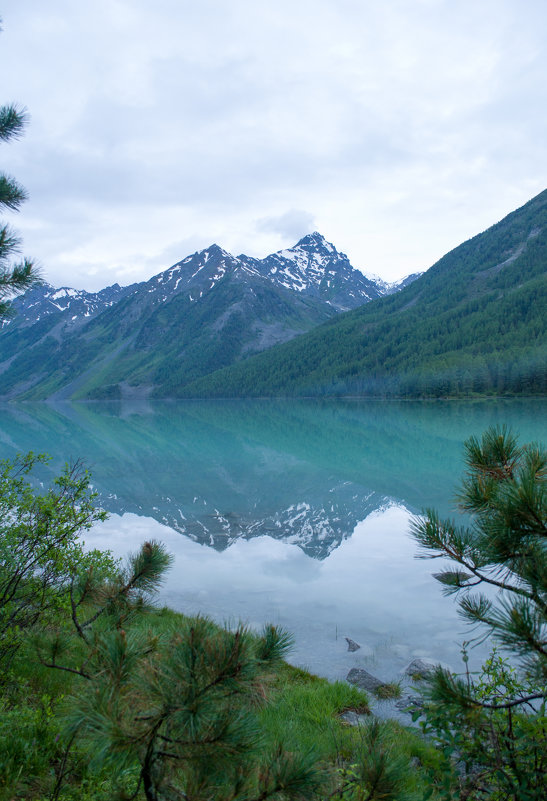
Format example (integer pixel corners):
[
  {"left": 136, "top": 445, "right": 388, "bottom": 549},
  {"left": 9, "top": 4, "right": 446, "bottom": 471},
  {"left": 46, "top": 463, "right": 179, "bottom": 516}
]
[
  {"left": 411, "top": 426, "right": 546, "bottom": 799},
  {"left": 0, "top": 19, "right": 41, "bottom": 319},
  {"left": 412, "top": 425, "right": 546, "bottom": 682},
  {"left": 65, "top": 618, "right": 321, "bottom": 801},
  {"left": 30, "top": 503, "right": 321, "bottom": 800}
]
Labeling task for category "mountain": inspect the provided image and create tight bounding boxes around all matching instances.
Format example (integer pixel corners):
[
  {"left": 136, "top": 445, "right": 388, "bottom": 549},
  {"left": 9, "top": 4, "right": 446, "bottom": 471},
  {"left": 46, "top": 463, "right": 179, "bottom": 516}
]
[
  {"left": 0, "top": 282, "right": 136, "bottom": 395},
  {"left": 245, "top": 231, "right": 385, "bottom": 308},
  {"left": 384, "top": 272, "right": 424, "bottom": 293},
  {"left": 177, "top": 190, "right": 547, "bottom": 399},
  {"left": 360, "top": 271, "right": 424, "bottom": 296},
  {"left": 0, "top": 234, "right": 401, "bottom": 400},
  {"left": 0, "top": 282, "right": 132, "bottom": 331}
]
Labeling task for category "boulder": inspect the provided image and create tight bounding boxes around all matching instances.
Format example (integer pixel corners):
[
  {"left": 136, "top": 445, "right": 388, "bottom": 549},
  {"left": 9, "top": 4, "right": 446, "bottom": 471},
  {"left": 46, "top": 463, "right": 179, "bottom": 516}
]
[
  {"left": 345, "top": 637, "right": 361, "bottom": 652},
  {"left": 339, "top": 709, "right": 364, "bottom": 726},
  {"left": 346, "top": 668, "right": 384, "bottom": 691},
  {"left": 404, "top": 658, "right": 438, "bottom": 680}
]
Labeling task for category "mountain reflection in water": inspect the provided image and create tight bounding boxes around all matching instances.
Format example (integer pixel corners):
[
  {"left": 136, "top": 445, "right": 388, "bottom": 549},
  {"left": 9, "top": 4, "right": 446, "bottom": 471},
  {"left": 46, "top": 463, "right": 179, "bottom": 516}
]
[
  {"left": 0, "top": 398, "right": 544, "bottom": 559},
  {"left": 0, "top": 398, "right": 545, "bottom": 682}
]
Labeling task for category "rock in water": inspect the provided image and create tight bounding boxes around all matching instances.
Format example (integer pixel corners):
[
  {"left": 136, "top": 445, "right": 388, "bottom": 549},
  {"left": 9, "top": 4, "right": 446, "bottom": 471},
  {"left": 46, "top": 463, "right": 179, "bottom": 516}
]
[
  {"left": 346, "top": 668, "right": 383, "bottom": 691},
  {"left": 345, "top": 637, "right": 361, "bottom": 652},
  {"left": 395, "top": 695, "right": 424, "bottom": 713},
  {"left": 404, "top": 658, "right": 438, "bottom": 679}
]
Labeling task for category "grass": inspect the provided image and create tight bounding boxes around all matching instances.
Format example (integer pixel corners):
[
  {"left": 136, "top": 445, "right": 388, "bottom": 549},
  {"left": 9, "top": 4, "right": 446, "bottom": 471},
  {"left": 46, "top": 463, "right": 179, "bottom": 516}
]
[
  {"left": 3, "top": 604, "right": 447, "bottom": 800},
  {"left": 134, "top": 610, "right": 374, "bottom": 761},
  {"left": 372, "top": 681, "right": 403, "bottom": 700},
  {"left": 260, "top": 661, "right": 371, "bottom": 759}
]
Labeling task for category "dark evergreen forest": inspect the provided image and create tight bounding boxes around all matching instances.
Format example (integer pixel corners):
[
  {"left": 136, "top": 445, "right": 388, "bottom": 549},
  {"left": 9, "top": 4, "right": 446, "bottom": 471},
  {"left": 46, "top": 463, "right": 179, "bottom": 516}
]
[{"left": 177, "top": 190, "right": 547, "bottom": 399}]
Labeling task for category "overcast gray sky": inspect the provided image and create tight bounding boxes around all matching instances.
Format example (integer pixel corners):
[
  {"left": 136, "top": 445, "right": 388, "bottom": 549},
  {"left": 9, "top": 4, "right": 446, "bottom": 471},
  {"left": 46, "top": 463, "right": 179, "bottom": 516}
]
[{"left": 1, "top": 0, "right": 546, "bottom": 290}]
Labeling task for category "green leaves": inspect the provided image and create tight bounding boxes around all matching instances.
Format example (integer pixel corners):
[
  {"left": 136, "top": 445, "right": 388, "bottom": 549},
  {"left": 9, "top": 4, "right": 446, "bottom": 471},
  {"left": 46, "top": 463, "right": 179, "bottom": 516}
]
[
  {"left": 334, "top": 719, "right": 419, "bottom": 801},
  {"left": 255, "top": 624, "right": 294, "bottom": 665},
  {"left": 0, "top": 460, "right": 331, "bottom": 797},
  {"left": 124, "top": 541, "right": 174, "bottom": 597},
  {"left": 0, "top": 453, "right": 111, "bottom": 664},
  {"left": 461, "top": 425, "right": 521, "bottom": 485},
  {"left": 412, "top": 426, "right": 547, "bottom": 668},
  {"left": 418, "top": 648, "right": 547, "bottom": 799},
  {"left": 411, "top": 509, "right": 482, "bottom": 567},
  {"left": 431, "top": 569, "right": 475, "bottom": 595},
  {"left": 0, "top": 174, "right": 27, "bottom": 212}
]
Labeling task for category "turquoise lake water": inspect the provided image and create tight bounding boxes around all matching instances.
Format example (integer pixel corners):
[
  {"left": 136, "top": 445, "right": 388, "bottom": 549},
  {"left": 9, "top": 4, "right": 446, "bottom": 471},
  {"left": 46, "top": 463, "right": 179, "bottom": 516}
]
[{"left": 0, "top": 398, "right": 545, "bottom": 686}]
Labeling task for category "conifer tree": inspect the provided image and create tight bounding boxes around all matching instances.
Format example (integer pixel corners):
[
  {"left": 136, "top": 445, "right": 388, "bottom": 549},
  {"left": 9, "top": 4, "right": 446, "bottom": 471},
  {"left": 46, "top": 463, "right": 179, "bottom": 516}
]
[
  {"left": 0, "top": 19, "right": 41, "bottom": 319},
  {"left": 411, "top": 426, "right": 546, "bottom": 799},
  {"left": 65, "top": 618, "right": 321, "bottom": 801},
  {"left": 29, "top": 499, "right": 321, "bottom": 800},
  {"left": 412, "top": 425, "right": 546, "bottom": 683}
]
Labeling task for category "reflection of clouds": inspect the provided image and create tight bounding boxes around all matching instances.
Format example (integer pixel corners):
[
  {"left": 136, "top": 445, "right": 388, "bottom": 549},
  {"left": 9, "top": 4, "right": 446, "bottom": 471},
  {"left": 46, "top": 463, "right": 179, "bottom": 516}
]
[
  {"left": 87, "top": 504, "right": 469, "bottom": 681},
  {"left": 312, "top": 506, "right": 456, "bottom": 625},
  {"left": 88, "top": 515, "right": 322, "bottom": 592},
  {"left": 258, "top": 543, "right": 321, "bottom": 583}
]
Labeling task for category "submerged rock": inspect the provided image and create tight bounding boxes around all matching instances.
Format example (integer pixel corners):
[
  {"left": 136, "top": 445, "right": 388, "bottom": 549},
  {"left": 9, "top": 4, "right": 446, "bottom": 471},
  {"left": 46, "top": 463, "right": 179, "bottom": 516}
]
[
  {"left": 404, "top": 658, "right": 439, "bottom": 679},
  {"left": 395, "top": 694, "right": 424, "bottom": 713},
  {"left": 346, "top": 667, "right": 384, "bottom": 691}
]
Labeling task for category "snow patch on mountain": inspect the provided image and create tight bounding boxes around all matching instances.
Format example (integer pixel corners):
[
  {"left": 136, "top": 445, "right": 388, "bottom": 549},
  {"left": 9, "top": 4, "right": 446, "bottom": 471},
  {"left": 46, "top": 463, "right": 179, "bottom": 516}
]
[
  {"left": 2, "top": 282, "right": 131, "bottom": 329},
  {"left": 4, "top": 233, "right": 420, "bottom": 339}
]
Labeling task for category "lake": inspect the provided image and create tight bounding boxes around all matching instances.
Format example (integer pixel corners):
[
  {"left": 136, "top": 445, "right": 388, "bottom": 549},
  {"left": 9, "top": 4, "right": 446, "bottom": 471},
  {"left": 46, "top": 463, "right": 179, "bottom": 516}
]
[{"left": 0, "top": 398, "right": 545, "bottom": 689}]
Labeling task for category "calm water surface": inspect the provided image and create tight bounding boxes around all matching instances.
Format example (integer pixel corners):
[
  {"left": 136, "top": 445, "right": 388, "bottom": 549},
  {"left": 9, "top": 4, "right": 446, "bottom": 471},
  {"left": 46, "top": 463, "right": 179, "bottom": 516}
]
[{"left": 0, "top": 398, "right": 545, "bottom": 686}]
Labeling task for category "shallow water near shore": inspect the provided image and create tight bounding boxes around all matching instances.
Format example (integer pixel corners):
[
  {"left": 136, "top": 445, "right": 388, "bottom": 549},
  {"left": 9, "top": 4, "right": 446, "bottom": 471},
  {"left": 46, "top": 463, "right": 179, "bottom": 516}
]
[{"left": 1, "top": 397, "right": 545, "bottom": 687}]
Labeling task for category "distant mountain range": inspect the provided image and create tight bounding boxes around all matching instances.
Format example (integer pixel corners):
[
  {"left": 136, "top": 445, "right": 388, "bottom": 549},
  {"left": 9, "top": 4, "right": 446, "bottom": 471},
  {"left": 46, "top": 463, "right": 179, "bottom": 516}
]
[
  {"left": 2, "top": 189, "right": 545, "bottom": 402},
  {"left": 176, "top": 189, "right": 547, "bottom": 399},
  {"left": 0, "top": 234, "right": 417, "bottom": 400}
]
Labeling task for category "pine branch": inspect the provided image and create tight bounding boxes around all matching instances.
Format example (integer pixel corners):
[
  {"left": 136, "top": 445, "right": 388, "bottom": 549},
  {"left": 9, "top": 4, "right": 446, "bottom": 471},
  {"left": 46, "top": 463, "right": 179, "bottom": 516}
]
[
  {"left": 70, "top": 579, "right": 89, "bottom": 642},
  {"left": 38, "top": 658, "right": 92, "bottom": 680},
  {"left": 0, "top": 223, "right": 20, "bottom": 262},
  {"left": 476, "top": 691, "right": 547, "bottom": 710},
  {"left": 256, "top": 624, "right": 294, "bottom": 664},
  {"left": 0, "top": 103, "right": 29, "bottom": 142},
  {"left": 0, "top": 173, "right": 28, "bottom": 211}
]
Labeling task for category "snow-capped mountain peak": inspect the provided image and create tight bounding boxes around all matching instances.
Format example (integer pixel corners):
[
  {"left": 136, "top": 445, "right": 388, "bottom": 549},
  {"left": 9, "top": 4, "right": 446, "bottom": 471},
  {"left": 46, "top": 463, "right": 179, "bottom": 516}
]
[
  {"left": 2, "top": 282, "right": 130, "bottom": 329},
  {"left": 281, "top": 232, "right": 339, "bottom": 260},
  {"left": 1, "top": 231, "right": 424, "bottom": 400},
  {"left": 255, "top": 232, "right": 384, "bottom": 310},
  {"left": 145, "top": 244, "right": 243, "bottom": 299},
  {"left": 4, "top": 233, "right": 419, "bottom": 339},
  {"left": 294, "top": 231, "right": 334, "bottom": 249}
]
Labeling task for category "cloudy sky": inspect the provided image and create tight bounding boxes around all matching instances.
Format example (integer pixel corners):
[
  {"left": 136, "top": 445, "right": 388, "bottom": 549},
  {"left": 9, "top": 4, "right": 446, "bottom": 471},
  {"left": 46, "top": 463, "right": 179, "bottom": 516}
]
[{"left": 1, "top": 0, "right": 546, "bottom": 290}]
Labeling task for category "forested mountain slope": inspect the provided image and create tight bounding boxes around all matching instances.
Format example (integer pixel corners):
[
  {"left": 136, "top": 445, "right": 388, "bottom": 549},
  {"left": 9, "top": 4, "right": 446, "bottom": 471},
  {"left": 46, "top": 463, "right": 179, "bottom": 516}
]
[
  {"left": 0, "top": 235, "right": 407, "bottom": 400},
  {"left": 178, "top": 189, "right": 547, "bottom": 398}
]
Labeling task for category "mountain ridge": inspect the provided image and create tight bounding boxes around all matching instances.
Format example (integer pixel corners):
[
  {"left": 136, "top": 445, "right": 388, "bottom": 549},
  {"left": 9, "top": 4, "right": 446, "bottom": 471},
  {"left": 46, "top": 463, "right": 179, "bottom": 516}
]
[
  {"left": 0, "top": 233, "right": 416, "bottom": 400},
  {"left": 175, "top": 189, "right": 547, "bottom": 399}
]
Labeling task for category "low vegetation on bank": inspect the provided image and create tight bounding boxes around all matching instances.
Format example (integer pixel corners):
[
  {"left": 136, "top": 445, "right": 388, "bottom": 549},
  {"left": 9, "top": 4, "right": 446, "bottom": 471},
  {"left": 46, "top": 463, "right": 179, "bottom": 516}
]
[{"left": 0, "top": 425, "right": 545, "bottom": 800}]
